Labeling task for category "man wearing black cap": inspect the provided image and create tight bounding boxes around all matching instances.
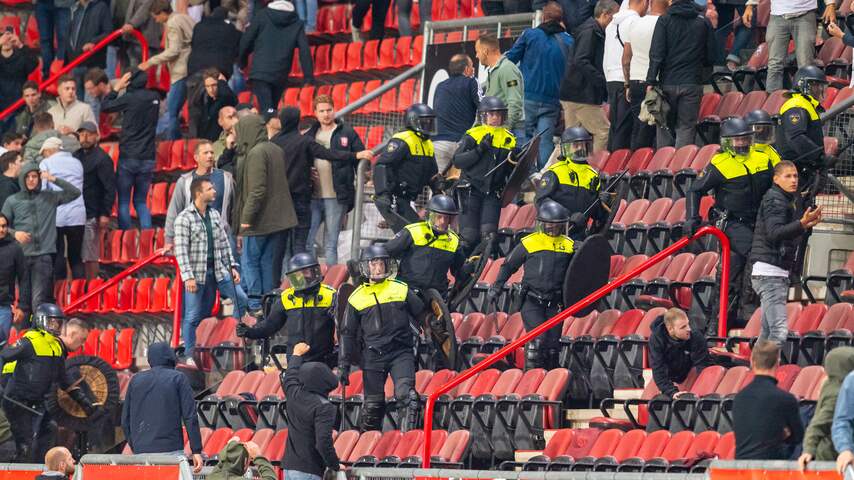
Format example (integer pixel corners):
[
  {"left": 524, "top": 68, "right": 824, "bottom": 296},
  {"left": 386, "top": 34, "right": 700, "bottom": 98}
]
[{"left": 73, "top": 121, "right": 116, "bottom": 279}]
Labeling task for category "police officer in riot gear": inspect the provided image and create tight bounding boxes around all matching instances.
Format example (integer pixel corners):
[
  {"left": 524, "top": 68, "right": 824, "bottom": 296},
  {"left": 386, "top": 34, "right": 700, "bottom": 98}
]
[
  {"left": 778, "top": 65, "right": 828, "bottom": 191},
  {"left": 486, "top": 200, "right": 574, "bottom": 369},
  {"left": 236, "top": 253, "right": 337, "bottom": 366},
  {"left": 373, "top": 104, "right": 440, "bottom": 233},
  {"left": 536, "top": 127, "right": 608, "bottom": 239},
  {"left": 0, "top": 304, "right": 98, "bottom": 462},
  {"left": 745, "top": 109, "right": 781, "bottom": 165},
  {"left": 452, "top": 96, "right": 520, "bottom": 252},
  {"left": 340, "top": 245, "right": 424, "bottom": 431},
  {"left": 686, "top": 117, "right": 777, "bottom": 335}
]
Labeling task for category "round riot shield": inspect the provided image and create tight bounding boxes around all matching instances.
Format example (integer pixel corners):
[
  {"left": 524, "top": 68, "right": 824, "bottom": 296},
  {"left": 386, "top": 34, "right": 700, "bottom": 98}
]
[{"left": 46, "top": 355, "right": 119, "bottom": 432}]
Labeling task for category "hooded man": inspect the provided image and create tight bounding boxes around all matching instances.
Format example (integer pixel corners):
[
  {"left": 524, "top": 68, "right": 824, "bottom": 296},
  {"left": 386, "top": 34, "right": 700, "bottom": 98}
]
[
  {"left": 799, "top": 347, "right": 854, "bottom": 469},
  {"left": 238, "top": 0, "right": 314, "bottom": 113},
  {"left": 121, "top": 341, "right": 203, "bottom": 473},
  {"left": 101, "top": 69, "right": 161, "bottom": 230},
  {"left": 1, "top": 163, "right": 80, "bottom": 309},
  {"left": 281, "top": 343, "right": 340, "bottom": 480},
  {"left": 207, "top": 439, "right": 276, "bottom": 480},
  {"left": 232, "top": 114, "right": 297, "bottom": 313}
]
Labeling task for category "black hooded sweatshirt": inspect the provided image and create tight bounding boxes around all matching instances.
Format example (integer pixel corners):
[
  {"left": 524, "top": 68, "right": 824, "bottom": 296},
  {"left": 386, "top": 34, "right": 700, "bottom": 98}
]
[
  {"left": 187, "top": 7, "right": 242, "bottom": 78},
  {"left": 121, "top": 342, "right": 203, "bottom": 455},
  {"left": 646, "top": 0, "right": 718, "bottom": 86},
  {"left": 282, "top": 356, "right": 339, "bottom": 475},
  {"left": 648, "top": 316, "right": 712, "bottom": 397},
  {"left": 0, "top": 235, "right": 29, "bottom": 311},
  {"left": 101, "top": 70, "right": 161, "bottom": 161},
  {"left": 271, "top": 107, "right": 357, "bottom": 198},
  {"left": 238, "top": 1, "right": 314, "bottom": 86}
]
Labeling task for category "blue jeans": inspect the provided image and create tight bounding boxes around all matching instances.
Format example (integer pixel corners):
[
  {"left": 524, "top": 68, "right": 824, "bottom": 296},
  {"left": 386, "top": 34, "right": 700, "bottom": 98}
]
[
  {"left": 294, "top": 0, "right": 318, "bottom": 32},
  {"left": 715, "top": 3, "right": 753, "bottom": 65},
  {"left": 523, "top": 100, "right": 561, "bottom": 170},
  {"left": 397, "top": 0, "right": 431, "bottom": 35},
  {"left": 241, "top": 231, "right": 287, "bottom": 310},
  {"left": 35, "top": 0, "right": 70, "bottom": 77},
  {"left": 117, "top": 158, "right": 154, "bottom": 230},
  {"left": 0, "top": 306, "right": 11, "bottom": 345},
  {"left": 157, "top": 78, "right": 187, "bottom": 141},
  {"left": 308, "top": 198, "right": 344, "bottom": 265},
  {"left": 182, "top": 270, "right": 248, "bottom": 355},
  {"left": 284, "top": 471, "right": 321, "bottom": 480}
]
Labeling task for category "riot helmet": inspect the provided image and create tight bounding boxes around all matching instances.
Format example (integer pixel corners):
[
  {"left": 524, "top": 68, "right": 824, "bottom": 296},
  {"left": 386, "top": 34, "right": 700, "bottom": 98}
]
[
  {"left": 745, "top": 109, "right": 776, "bottom": 145},
  {"left": 426, "top": 194, "right": 459, "bottom": 234},
  {"left": 359, "top": 244, "right": 397, "bottom": 283},
  {"left": 536, "top": 200, "right": 570, "bottom": 237},
  {"left": 794, "top": 65, "right": 828, "bottom": 101},
  {"left": 560, "top": 127, "right": 593, "bottom": 163},
  {"left": 33, "top": 303, "right": 65, "bottom": 336},
  {"left": 285, "top": 253, "right": 323, "bottom": 292},
  {"left": 720, "top": 117, "right": 753, "bottom": 157},
  {"left": 477, "top": 96, "right": 508, "bottom": 127},
  {"left": 404, "top": 103, "right": 437, "bottom": 137}
]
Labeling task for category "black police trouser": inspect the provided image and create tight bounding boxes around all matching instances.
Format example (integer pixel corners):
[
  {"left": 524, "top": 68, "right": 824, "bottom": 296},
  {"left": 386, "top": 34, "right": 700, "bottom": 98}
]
[
  {"left": 375, "top": 195, "right": 420, "bottom": 233},
  {"left": 459, "top": 188, "right": 501, "bottom": 252},
  {"left": 3, "top": 398, "right": 55, "bottom": 463},
  {"left": 361, "top": 345, "right": 418, "bottom": 431},
  {"left": 521, "top": 295, "right": 562, "bottom": 369},
  {"left": 708, "top": 220, "right": 754, "bottom": 335}
]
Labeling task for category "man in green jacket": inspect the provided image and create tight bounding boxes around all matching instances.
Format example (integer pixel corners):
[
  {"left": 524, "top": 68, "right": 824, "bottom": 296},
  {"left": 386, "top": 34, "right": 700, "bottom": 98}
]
[
  {"left": 476, "top": 33, "right": 525, "bottom": 137},
  {"left": 207, "top": 439, "right": 277, "bottom": 480},
  {"left": 232, "top": 114, "right": 297, "bottom": 314}
]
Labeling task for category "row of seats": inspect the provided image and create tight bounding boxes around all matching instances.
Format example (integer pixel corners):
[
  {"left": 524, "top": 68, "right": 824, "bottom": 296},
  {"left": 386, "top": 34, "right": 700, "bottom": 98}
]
[
  {"left": 55, "top": 276, "right": 178, "bottom": 316},
  {"left": 805, "top": 250, "right": 854, "bottom": 306},
  {"left": 99, "top": 228, "right": 168, "bottom": 265},
  {"left": 296, "top": 36, "right": 422, "bottom": 79},
  {"left": 8, "top": 326, "right": 135, "bottom": 370},
  {"left": 269, "top": 77, "right": 419, "bottom": 119},
  {"left": 313, "top": 0, "right": 477, "bottom": 38}
]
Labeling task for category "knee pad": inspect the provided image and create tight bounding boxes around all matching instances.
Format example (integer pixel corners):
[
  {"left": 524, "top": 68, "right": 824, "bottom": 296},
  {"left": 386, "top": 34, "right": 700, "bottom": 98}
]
[
  {"left": 525, "top": 339, "right": 544, "bottom": 369},
  {"left": 359, "top": 395, "right": 386, "bottom": 432}
]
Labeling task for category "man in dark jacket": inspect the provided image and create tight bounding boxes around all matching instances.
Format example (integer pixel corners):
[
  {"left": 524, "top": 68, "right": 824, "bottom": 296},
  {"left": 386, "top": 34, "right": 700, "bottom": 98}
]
[
  {"left": 272, "top": 106, "right": 372, "bottom": 259},
  {"left": 645, "top": 0, "right": 717, "bottom": 148},
  {"left": 0, "top": 151, "right": 21, "bottom": 210},
  {"left": 187, "top": 7, "right": 241, "bottom": 80},
  {"left": 734, "top": 340, "right": 804, "bottom": 459},
  {"left": 750, "top": 161, "right": 820, "bottom": 346},
  {"left": 101, "top": 70, "right": 160, "bottom": 230},
  {"left": 282, "top": 343, "right": 339, "bottom": 478},
  {"left": 121, "top": 342, "right": 203, "bottom": 472},
  {"left": 74, "top": 121, "right": 116, "bottom": 279},
  {"left": 432, "top": 54, "right": 479, "bottom": 174},
  {"left": 0, "top": 212, "right": 29, "bottom": 343},
  {"left": 65, "top": 0, "right": 112, "bottom": 94},
  {"left": 14, "top": 81, "right": 54, "bottom": 137},
  {"left": 648, "top": 308, "right": 712, "bottom": 397},
  {"left": 559, "top": 0, "right": 617, "bottom": 153},
  {"left": 190, "top": 69, "right": 237, "bottom": 140},
  {"left": 0, "top": 30, "right": 38, "bottom": 133},
  {"left": 238, "top": 0, "right": 314, "bottom": 113}
]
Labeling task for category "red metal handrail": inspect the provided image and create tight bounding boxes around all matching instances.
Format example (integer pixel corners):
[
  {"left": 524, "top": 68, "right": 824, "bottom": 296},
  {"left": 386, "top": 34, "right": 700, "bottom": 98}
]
[
  {"left": 64, "top": 248, "right": 183, "bottom": 348},
  {"left": 0, "top": 27, "right": 149, "bottom": 121},
  {"left": 421, "top": 226, "right": 731, "bottom": 468}
]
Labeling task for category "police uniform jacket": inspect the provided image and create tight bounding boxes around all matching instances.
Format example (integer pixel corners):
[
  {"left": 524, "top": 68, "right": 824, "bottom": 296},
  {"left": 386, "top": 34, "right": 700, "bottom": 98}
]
[
  {"left": 385, "top": 221, "right": 466, "bottom": 292},
  {"left": 242, "top": 284, "right": 337, "bottom": 363},
  {"left": 452, "top": 125, "right": 519, "bottom": 195},
  {"left": 373, "top": 130, "right": 438, "bottom": 199},
  {"left": 778, "top": 93, "right": 824, "bottom": 173},
  {"left": 687, "top": 149, "right": 777, "bottom": 225},
  {"left": 536, "top": 157, "right": 607, "bottom": 223},
  {"left": 340, "top": 279, "right": 424, "bottom": 362},
  {"left": 0, "top": 330, "right": 87, "bottom": 404},
  {"left": 752, "top": 144, "right": 781, "bottom": 166},
  {"left": 494, "top": 231, "right": 575, "bottom": 299}
]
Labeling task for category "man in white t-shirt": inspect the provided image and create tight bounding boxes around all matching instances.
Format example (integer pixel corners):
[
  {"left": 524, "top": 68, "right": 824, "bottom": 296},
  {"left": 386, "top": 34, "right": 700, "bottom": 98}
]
[
  {"left": 621, "top": 0, "right": 667, "bottom": 149},
  {"left": 603, "top": 0, "right": 646, "bottom": 151}
]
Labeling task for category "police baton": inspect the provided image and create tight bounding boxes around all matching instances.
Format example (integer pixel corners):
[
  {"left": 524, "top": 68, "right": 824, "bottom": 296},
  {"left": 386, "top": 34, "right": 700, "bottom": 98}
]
[
  {"left": 582, "top": 169, "right": 628, "bottom": 218},
  {"left": 484, "top": 128, "right": 548, "bottom": 178},
  {"left": 2, "top": 395, "right": 44, "bottom": 417}
]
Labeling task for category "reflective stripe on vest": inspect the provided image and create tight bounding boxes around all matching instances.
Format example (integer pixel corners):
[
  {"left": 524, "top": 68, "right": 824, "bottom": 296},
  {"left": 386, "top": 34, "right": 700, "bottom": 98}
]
[
  {"left": 547, "top": 159, "right": 600, "bottom": 191},
  {"left": 281, "top": 284, "right": 336, "bottom": 310},
  {"left": 710, "top": 151, "right": 775, "bottom": 179},
  {"left": 348, "top": 279, "right": 410, "bottom": 311},
  {"left": 780, "top": 93, "right": 820, "bottom": 121},
  {"left": 393, "top": 130, "right": 435, "bottom": 157},
  {"left": 2, "top": 330, "right": 63, "bottom": 374},
  {"left": 404, "top": 222, "right": 460, "bottom": 253},
  {"left": 752, "top": 144, "right": 781, "bottom": 166},
  {"left": 521, "top": 231, "right": 575, "bottom": 254},
  {"left": 465, "top": 125, "right": 517, "bottom": 150}
]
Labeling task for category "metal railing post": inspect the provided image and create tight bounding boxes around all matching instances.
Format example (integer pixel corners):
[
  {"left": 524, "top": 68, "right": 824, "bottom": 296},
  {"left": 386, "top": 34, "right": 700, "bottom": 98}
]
[
  {"left": 350, "top": 159, "right": 371, "bottom": 261},
  {"left": 421, "top": 226, "right": 732, "bottom": 468}
]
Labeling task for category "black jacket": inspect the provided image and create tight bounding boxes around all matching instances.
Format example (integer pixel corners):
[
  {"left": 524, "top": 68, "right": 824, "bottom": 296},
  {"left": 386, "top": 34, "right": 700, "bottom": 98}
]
[
  {"left": 453, "top": 126, "right": 519, "bottom": 195},
  {"left": 646, "top": 0, "right": 718, "bottom": 86},
  {"left": 0, "top": 331, "right": 86, "bottom": 404},
  {"left": 433, "top": 75, "right": 480, "bottom": 143},
  {"left": 272, "top": 107, "right": 357, "bottom": 199},
  {"left": 238, "top": 0, "right": 314, "bottom": 86},
  {"left": 534, "top": 0, "right": 593, "bottom": 35},
  {"left": 304, "top": 119, "right": 365, "bottom": 211},
  {"left": 65, "top": 0, "right": 112, "bottom": 67},
  {"left": 733, "top": 375, "right": 804, "bottom": 460},
  {"left": 750, "top": 185, "right": 806, "bottom": 273},
  {"left": 101, "top": 70, "right": 161, "bottom": 161},
  {"left": 121, "top": 342, "right": 203, "bottom": 454},
  {"left": 0, "top": 175, "right": 19, "bottom": 212},
  {"left": 35, "top": 473, "right": 68, "bottom": 480},
  {"left": 281, "top": 356, "right": 339, "bottom": 475},
  {"left": 648, "top": 316, "right": 712, "bottom": 397},
  {"left": 187, "top": 8, "right": 242, "bottom": 78},
  {"left": 560, "top": 17, "right": 606, "bottom": 105},
  {"left": 75, "top": 145, "right": 117, "bottom": 219},
  {"left": 0, "top": 236, "right": 29, "bottom": 311},
  {"left": 191, "top": 80, "right": 237, "bottom": 141},
  {"left": 385, "top": 221, "right": 466, "bottom": 292},
  {"left": 493, "top": 231, "right": 574, "bottom": 298},
  {"left": 778, "top": 93, "right": 825, "bottom": 176},
  {"left": 0, "top": 47, "right": 38, "bottom": 111}
]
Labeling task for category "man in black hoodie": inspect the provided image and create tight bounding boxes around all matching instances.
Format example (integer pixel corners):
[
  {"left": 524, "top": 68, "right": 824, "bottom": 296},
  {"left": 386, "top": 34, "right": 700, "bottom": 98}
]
[
  {"left": 648, "top": 308, "right": 712, "bottom": 397},
  {"left": 272, "top": 106, "right": 372, "bottom": 260},
  {"left": 101, "top": 70, "right": 160, "bottom": 230},
  {"left": 0, "top": 151, "right": 21, "bottom": 210},
  {"left": 645, "top": 0, "right": 718, "bottom": 148},
  {"left": 187, "top": 6, "right": 241, "bottom": 80},
  {"left": 189, "top": 69, "right": 237, "bottom": 141},
  {"left": 121, "top": 341, "right": 203, "bottom": 472},
  {"left": 282, "top": 342, "right": 339, "bottom": 479},
  {"left": 0, "top": 29, "right": 39, "bottom": 134},
  {"left": 0, "top": 213, "right": 29, "bottom": 343},
  {"left": 74, "top": 121, "right": 116, "bottom": 279},
  {"left": 238, "top": 0, "right": 314, "bottom": 113}
]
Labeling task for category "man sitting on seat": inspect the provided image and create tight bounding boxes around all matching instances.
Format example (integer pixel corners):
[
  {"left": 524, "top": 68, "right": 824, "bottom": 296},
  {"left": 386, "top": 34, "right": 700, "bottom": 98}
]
[{"left": 648, "top": 308, "right": 712, "bottom": 398}]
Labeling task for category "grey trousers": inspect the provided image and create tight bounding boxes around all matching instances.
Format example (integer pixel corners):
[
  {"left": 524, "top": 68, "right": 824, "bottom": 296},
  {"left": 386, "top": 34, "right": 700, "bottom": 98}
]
[{"left": 765, "top": 11, "right": 817, "bottom": 92}]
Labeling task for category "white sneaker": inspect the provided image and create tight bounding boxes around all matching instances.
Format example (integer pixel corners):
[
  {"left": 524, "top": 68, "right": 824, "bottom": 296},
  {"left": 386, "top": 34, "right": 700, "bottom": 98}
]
[{"left": 184, "top": 357, "right": 196, "bottom": 367}]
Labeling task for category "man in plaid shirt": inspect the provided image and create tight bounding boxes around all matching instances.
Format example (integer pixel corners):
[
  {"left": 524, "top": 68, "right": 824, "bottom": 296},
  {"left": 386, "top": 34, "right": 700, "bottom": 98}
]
[{"left": 175, "top": 176, "right": 248, "bottom": 363}]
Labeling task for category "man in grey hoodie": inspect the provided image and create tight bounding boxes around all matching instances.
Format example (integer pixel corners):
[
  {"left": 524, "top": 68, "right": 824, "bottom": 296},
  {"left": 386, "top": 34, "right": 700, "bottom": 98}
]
[{"left": 1, "top": 163, "right": 81, "bottom": 310}]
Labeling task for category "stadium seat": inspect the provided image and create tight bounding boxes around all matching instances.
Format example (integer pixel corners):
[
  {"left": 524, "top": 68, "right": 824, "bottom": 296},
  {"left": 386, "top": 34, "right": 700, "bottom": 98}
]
[{"left": 646, "top": 365, "right": 726, "bottom": 431}]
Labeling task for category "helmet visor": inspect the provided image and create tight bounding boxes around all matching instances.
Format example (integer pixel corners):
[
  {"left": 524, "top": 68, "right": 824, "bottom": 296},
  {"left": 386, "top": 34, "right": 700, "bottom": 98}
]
[
  {"left": 752, "top": 124, "right": 775, "bottom": 145},
  {"left": 561, "top": 140, "right": 592, "bottom": 162},
  {"left": 537, "top": 220, "right": 567, "bottom": 237},
  {"left": 359, "top": 257, "right": 397, "bottom": 282},
  {"left": 722, "top": 134, "right": 753, "bottom": 156},
  {"left": 286, "top": 265, "right": 323, "bottom": 291},
  {"left": 414, "top": 116, "right": 437, "bottom": 136},
  {"left": 428, "top": 211, "right": 455, "bottom": 234},
  {"left": 807, "top": 81, "right": 827, "bottom": 101},
  {"left": 37, "top": 315, "right": 64, "bottom": 335},
  {"left": 478, "top": 110, "right": 507, "bottom": 127}
]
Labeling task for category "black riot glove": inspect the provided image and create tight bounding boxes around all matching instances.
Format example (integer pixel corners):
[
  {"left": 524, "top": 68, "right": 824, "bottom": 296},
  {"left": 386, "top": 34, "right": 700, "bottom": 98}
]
[
  {"left": 598, "top": 191, "right": 612, "bottom": 205},
  {"left": 235, "top": 322, "right": 252, "bottom": 338},
  {"left": 477, "top": 134, "right": 493, "bottom": 154},
  {"left": 337, "top": 364, "right": 350, "bottom": 386},
  {"left": 569, "top": 212, "right": 587, "bottom": 233},
  {"left": 485, "top": 284, "right": 501, "bottom": 307}
]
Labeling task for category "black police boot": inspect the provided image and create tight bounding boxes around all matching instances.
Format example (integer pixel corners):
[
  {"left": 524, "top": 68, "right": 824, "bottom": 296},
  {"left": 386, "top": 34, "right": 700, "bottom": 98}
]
[
  {"left": 546, "top": 348, "right": 561, "bottom": 370},
  {"left": 359, "top": 395, "right": 385, "bottom": 432},
  {"left": 525, "top": 340, "right": 544, "bottom": 370},
  {"left": 401, "top": 389, "right": 421, "bottom": 431}
]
